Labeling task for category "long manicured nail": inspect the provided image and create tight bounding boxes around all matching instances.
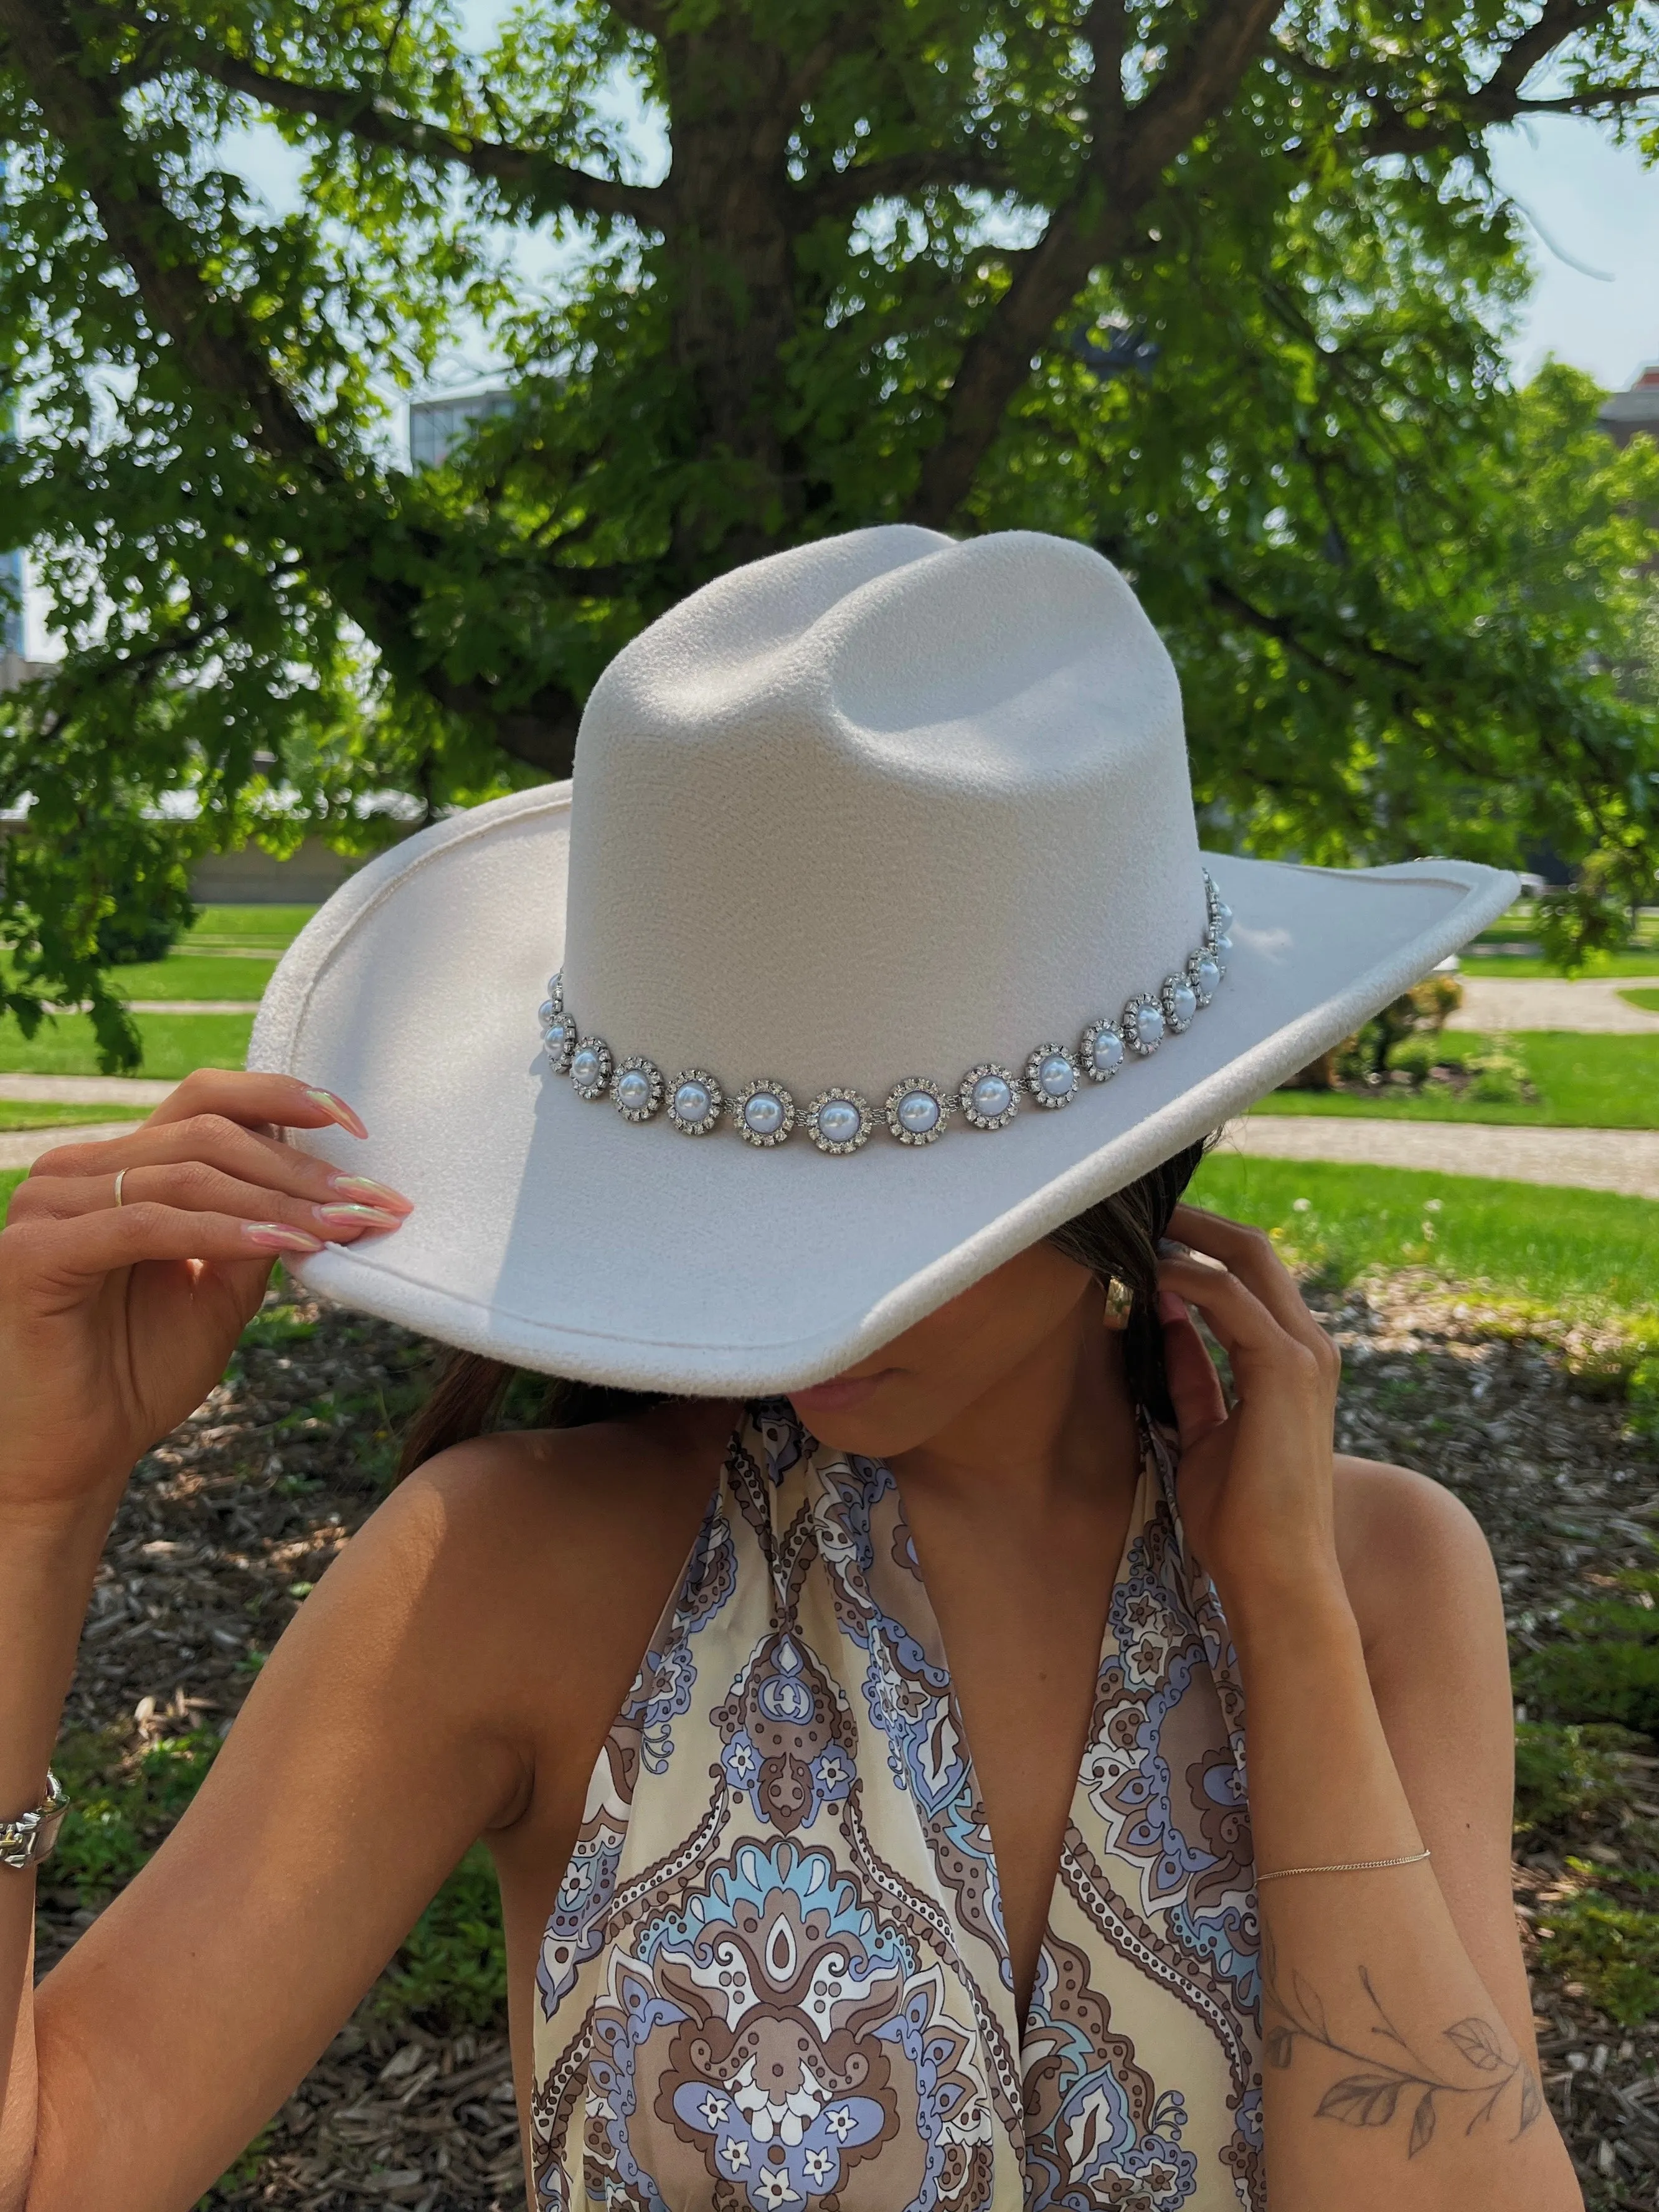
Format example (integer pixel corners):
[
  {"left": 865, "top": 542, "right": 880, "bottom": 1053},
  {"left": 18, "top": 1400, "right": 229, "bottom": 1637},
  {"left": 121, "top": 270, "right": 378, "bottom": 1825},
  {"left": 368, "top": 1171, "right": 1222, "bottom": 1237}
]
[
  {"left": 314, "top": 1202, "right": 402, "bottom": 1232},
  {"left": 303, "top": 1087, "right": 369, "bottom": 1140},
  {"left": 244, "top": 1222, "right": 324, "bottom": 1252},
  {"left": 326, "top": 1173, "right": 413, "bottom": 1213}
]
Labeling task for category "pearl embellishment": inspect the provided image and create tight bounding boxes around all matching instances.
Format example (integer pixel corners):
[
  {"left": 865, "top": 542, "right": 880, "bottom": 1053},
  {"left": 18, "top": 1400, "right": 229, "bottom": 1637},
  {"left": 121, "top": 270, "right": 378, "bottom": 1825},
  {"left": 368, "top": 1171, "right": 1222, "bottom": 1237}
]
[{"left": 536, "top": 869, "right": 1234, "bottom": 1158}]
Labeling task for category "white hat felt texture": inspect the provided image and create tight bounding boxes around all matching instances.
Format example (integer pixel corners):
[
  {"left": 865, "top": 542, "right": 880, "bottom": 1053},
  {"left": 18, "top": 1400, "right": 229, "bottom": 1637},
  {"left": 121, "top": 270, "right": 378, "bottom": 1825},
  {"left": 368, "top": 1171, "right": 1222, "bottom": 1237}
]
[{"left": 250, "top": 527, "right": 1516, "bottom": 1392}]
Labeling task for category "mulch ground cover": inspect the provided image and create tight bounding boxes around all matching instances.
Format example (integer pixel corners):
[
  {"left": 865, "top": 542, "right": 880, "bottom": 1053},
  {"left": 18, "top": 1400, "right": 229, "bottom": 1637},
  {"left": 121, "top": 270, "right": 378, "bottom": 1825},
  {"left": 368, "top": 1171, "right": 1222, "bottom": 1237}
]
[{"left": 35, "top": 1270, "right": 1659, "bottom": 2209}]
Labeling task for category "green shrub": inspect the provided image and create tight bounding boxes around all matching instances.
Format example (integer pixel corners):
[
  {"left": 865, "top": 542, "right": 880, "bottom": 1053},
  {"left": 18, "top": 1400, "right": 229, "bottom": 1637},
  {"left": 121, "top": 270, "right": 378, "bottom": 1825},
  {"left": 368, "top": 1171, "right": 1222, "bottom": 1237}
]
[
  {"left": 1536, "top": 1866, "right": 1659, "bottom": 2026},
  {"left": 1513, "top": 1721, "right": 1645, "bottom": 1835},
  {"left": 51, "top": 1728, "right": 220, "bottom": 1905},
  {"left": 374, "top": 1845, "right": 508, "bottom": 2031},
  {"left": 1516, "top": 1566, "right": 1659, "bottom": 1738},
  {"left": 1467, "top": 1051, "right": 1526, "bottom": 1104},
  {"left": 1386, "top": 1036, "right": 1440, "bottom": 1083}
]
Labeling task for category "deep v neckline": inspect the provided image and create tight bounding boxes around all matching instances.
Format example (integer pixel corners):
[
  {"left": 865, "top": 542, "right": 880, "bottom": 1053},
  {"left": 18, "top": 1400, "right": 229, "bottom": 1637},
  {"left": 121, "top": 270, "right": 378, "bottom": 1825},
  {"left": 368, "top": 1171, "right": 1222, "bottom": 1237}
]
[{"left": 815, "top": 1425, "right": 1155, "bottom": 2060}]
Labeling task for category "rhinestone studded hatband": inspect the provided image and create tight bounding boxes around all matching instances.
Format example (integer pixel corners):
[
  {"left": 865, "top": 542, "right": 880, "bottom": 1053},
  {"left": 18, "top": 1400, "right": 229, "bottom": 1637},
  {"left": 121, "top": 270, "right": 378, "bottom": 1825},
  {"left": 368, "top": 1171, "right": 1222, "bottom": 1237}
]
[{"left": 539, "top": 871, "right": 1234, "bottom": 1156}]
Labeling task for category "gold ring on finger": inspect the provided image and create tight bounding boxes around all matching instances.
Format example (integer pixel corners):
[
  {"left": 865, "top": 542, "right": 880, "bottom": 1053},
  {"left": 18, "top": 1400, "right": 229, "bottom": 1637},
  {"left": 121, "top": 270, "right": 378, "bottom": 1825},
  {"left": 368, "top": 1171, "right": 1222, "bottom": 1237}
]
[{"left": 113, "top": 1168, "right": 128, "bottom": 1209}]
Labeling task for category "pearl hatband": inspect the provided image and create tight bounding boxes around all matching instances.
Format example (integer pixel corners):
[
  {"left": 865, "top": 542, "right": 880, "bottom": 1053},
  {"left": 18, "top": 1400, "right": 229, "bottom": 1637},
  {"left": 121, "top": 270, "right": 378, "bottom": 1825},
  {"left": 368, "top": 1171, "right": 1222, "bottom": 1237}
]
[{"left": 540, "top": 871, "right": 1233, "bottom": 1157}]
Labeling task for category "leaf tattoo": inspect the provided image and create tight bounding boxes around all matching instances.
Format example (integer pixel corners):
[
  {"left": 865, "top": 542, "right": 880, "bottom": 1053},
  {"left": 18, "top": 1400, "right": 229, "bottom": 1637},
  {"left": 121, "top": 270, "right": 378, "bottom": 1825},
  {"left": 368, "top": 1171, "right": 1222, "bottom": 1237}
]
[
  {"left": 1262, "top": 1950, "right": 1541, "bottom": 2160},
  {"left": 1444, "top": 2016, "right": 1505, "bottom": 2072}
]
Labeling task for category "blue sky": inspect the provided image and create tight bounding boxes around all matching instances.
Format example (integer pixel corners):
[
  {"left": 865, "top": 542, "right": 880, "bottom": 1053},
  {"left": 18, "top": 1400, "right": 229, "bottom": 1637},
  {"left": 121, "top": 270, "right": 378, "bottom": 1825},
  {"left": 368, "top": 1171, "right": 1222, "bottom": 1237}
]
[{"left": 1490, "top": 117, "right": 1659, "bottom": 385}]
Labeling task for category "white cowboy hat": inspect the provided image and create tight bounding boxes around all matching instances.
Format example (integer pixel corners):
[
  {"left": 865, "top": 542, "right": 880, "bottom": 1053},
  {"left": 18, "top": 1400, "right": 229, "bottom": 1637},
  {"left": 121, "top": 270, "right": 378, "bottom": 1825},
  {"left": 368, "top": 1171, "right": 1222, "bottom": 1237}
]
[{"left": 250, "top": 527, "right": 1515, "bottom": 1392}]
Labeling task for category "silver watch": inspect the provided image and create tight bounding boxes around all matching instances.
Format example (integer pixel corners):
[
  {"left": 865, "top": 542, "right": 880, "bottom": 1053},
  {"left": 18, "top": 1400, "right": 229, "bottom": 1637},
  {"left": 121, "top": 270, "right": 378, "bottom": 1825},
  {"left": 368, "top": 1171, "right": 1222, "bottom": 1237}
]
[{"left": 0, "top": 1772, "right": 69, "bottom": 1871}]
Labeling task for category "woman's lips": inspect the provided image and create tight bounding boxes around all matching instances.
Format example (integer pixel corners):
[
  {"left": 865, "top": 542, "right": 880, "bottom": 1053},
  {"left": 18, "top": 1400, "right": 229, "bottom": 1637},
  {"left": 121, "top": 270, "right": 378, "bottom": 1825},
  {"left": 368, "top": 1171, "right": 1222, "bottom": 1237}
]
[{"left": 790, "top": 1369, "right": 896, "bottom": 1417}]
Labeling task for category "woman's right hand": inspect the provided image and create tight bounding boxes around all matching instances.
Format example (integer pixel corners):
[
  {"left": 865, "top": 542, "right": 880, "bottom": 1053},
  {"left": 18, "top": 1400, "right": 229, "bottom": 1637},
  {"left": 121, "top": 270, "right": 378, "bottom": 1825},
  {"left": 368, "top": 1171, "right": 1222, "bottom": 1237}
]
[{"left": 0, "top": 1071, "right": 414, "bottom": 1524}]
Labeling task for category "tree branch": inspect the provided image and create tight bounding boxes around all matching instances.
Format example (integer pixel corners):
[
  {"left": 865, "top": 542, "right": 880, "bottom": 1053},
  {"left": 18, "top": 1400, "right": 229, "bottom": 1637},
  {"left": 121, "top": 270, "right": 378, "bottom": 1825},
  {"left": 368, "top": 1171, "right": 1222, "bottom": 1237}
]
[
  {"left": 171, "top": 43, "right": 665, "bottom": 226},
  {"left": 909, "top": 0, "right": 1282, "bottom": 527},
  {"left": 1361, "top": 77, "right": 1659, "bottom": 158},
  {"left": 0, "top": 0, "right": 588, "bottom": 776},
  {"left": 798, "top": 148, "right": 1021, "bottom": 222},
  {"left": 1118, "top": 0, "right": 1285, "bottom": 194}
]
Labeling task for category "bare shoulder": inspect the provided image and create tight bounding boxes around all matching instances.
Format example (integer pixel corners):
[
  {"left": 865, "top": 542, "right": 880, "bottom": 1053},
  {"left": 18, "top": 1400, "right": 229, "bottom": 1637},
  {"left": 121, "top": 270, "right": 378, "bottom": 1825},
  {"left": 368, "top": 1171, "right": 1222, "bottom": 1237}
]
[
  {"left": 284, "top": 1394, "right": 738, "bottom": 1779},
  {"left": 1329, "top": 1452, "right": 1503, "bottom": 1675}
]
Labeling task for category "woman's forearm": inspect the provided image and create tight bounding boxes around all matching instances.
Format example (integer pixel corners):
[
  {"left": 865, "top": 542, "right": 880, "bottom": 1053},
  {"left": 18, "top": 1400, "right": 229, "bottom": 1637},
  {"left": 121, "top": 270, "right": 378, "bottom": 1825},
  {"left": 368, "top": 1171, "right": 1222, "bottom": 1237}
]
[
  {"left": 0, "top": 1497, "right": 120, "bottom": 2212},
  {"left": 1232, "top": 1581, "right": 1579, "bottom": 2212}
]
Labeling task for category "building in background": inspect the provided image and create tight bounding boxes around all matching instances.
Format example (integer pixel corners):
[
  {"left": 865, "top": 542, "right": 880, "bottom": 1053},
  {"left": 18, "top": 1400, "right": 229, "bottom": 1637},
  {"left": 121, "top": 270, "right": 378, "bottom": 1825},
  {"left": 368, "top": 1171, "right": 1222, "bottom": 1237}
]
[
  {"left": 408, "top": 387, "right": 516, "bottom": 471},
  {"left": 1599, "top": 364, "right": 1659, "bottom": 448}
]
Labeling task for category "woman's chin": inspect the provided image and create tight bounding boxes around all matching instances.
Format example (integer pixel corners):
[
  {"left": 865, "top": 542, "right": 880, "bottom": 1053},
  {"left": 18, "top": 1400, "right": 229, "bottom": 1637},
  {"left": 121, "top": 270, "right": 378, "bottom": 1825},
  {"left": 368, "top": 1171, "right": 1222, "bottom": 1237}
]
[{"left": 788, "top": 1369, "right": 902, "bottom": 1447}]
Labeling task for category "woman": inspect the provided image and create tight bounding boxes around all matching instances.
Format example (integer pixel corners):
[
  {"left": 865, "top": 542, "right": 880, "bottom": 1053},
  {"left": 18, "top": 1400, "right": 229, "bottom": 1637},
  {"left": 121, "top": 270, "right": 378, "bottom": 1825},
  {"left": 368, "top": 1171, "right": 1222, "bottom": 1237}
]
[{"left": 0, "top": 529, "right": 1579, "bottom": 2211}]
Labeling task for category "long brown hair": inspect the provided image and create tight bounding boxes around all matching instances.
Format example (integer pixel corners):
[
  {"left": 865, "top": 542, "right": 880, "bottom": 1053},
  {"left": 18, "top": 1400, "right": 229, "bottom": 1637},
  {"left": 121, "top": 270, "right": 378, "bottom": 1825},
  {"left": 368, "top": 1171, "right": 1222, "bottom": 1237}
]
[{"left": 396, "top": 1135, "right": 1210, "bottom": 1478}]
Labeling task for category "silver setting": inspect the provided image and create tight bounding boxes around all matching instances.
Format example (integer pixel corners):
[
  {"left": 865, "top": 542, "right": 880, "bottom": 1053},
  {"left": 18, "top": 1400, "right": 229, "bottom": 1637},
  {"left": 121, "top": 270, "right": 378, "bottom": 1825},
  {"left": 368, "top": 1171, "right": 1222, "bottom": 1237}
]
[
  {"left": 541, "top": 1007, "right": 578, "bottom": 1074},
  {"left": 612, "top": 1056, "right": 665, "bottom": 1123},
  {"left": 1186, "top": 949, "right": 1221, "bottom": 1007},
  {"left": 569, "top": 1036, "right": 613, "bottom": 1100},
  {"left": 805, "top": 1087, "right": 873, "bottom": 1155},
  {"left": 1081, "top": 1019, "right": 1124, "bottom": 1084},
  {"left": 885, "top": 1077, "right": 950, "bottom": 1145},
  {"left": 533, "top": 867, "right": 1232, "bottom": 1159},
  {"left": 734, "top": 1077, "right": 795, "bottom": 1148},
  {"left": 1025, "top": 1043, "right": 1079, "bottom": 1109},
  {"left": 1160, "top": 973, "right": 1199, "bottom": 1034},
  {"left": 667, "top": 1069, "right": 724, "bottom": 1136},
  {"left": 957, "top": 1063, "right": 1019, "bottom": 1131},
  {"left": 1122, "top": 995, "right": 1166, "bottom": 1057}
]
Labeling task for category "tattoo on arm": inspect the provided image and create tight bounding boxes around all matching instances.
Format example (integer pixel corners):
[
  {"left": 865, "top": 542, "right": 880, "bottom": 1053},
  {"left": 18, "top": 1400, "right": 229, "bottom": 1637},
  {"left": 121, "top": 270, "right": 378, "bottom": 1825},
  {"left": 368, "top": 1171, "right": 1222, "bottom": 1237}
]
[{"left": 1261, "top": 1927, "right": 1543, "bottom": 2158}]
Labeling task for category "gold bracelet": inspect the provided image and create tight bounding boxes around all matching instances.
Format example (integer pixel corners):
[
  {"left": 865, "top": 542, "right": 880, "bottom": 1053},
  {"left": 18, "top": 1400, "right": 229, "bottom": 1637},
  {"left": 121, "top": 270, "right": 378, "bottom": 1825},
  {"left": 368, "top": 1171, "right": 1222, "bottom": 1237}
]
[{"left": 1257, "top": 1846, "right": 1430, "bottom": 1884}]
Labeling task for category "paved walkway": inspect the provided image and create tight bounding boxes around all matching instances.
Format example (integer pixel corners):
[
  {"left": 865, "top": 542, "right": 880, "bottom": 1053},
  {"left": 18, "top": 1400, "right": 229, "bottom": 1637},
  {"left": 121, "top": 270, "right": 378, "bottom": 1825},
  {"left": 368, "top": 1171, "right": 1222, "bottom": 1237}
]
[
  {"left": 1447, "top": 976, "right": 1659, "bottom": 1034},
  {"left": 1223, "top": 1116, "right": 1659, "bottom": 1199},
  {"left": 0, "top": 1123, "right": 152, "bottom": 1171},
  {"left": 0, "top": 1074, "right": 176, "bottom": 1105}
]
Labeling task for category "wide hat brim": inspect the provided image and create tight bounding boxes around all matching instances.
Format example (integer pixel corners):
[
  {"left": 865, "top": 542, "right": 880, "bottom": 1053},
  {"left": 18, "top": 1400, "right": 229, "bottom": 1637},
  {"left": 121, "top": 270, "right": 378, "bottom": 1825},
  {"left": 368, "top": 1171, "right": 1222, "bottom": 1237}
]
[{"left": 250, "top": 785, "right": 1515, "bottom": 1392}]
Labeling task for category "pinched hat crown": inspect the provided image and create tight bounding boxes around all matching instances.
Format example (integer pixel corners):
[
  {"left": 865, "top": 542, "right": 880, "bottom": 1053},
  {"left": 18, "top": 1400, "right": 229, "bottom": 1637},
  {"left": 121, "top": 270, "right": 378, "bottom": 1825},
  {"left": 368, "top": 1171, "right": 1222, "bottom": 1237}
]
[
  {"left": 253, "top": 522, "right": 1514, "bottom": 1389},
  {"left": 560, "top": 528, "right": 1208, "bottom": 1108}
]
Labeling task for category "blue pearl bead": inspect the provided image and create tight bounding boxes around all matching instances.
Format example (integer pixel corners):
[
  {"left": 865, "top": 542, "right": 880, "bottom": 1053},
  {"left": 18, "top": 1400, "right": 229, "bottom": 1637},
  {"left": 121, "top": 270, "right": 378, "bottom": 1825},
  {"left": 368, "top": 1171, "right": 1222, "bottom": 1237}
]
[
  {"left": 1212, "top": 899, "right": 1233, "bottom": 933},
  {"left": 1090, "top": 1030, "right": 1123, "bottom": 1078},
  {"left": 1192, "top": 956, "right": 1221, "bottom": 999},
  {"left": 744, "top": 1092, "right": 784, "bottom": 1135},
  {"left": 1213, "top": 933, "right": 1233, "bottom": 960},
  {"left": 1167, "top": 981, "right": 1198, "bottom": 1029},
  {"left": 818, "top": 1100, "right": 862, "bottom": 1145},
  {"left": 971, "top": 1074, "right": 1012, "bottom": 1120},
  {"left": 537, "top": 998, "right": 557, "bottom": 1029},
  {"left": 616, "top": 1069, "right": 652, "bottom": 1112},
  {"left": 898, "top": 1090, "right": 940, "bottom": 1135},
  {"left": 571, "top": 1048, "right": 602, "bottom": 1088},
  {"left": 1039, "top": 1054, "right": 1074, "bottom": 1098},
  {"left": 673, "top": 1081, "right": 711, "bottom": 1125},
  {"left": 1135, "top": 1004, "right": 1165, "bottom": 1050}
]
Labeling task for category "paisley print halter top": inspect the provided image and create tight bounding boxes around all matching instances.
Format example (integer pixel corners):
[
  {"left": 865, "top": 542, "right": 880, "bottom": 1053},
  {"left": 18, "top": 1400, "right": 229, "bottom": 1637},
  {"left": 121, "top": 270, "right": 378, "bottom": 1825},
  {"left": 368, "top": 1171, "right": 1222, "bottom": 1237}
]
[{"left": 531, "top": 1404, "right": 1264, "bottom": 2211}]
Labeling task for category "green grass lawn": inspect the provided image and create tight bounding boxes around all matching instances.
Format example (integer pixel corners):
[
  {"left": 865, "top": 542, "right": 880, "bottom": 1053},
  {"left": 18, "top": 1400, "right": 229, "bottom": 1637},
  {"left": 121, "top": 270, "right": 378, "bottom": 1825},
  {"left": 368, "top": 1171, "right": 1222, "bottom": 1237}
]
[
  {"left": 1460, "top": 951, "right": 1659, "bottom": 979},
  {"left": 186, "top": 904, "right": 316, "bottom": 953},
  {"left": 0, "top": 1011, "right": 253, "bottom": 1080},
  {"left": 0, "top": 1101, "right": 150, "bottom": 1131},
  {"left": 1193, "top": 1153, "right": 1659, "bottom": 1321},
  {"left": 92, "top": 953, "right": 275, "bottom": 1001},
  {"left": 1251, "top": 1030, "right": 1659, "bottom": 1128},
  {"left": 1460, "top": 906, "right": 1659, "bottom": 979},
  {"left": 1625, "top": 988, "right": 1659, "bottom": 1016}
]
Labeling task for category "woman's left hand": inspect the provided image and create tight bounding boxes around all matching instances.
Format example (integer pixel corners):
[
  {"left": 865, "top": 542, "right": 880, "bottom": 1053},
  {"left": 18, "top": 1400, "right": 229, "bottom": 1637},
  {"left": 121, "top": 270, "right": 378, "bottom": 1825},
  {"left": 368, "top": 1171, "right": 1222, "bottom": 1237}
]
[{"left": 1155, "top": 1203, "right": 1346, "bottom": 1632}]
